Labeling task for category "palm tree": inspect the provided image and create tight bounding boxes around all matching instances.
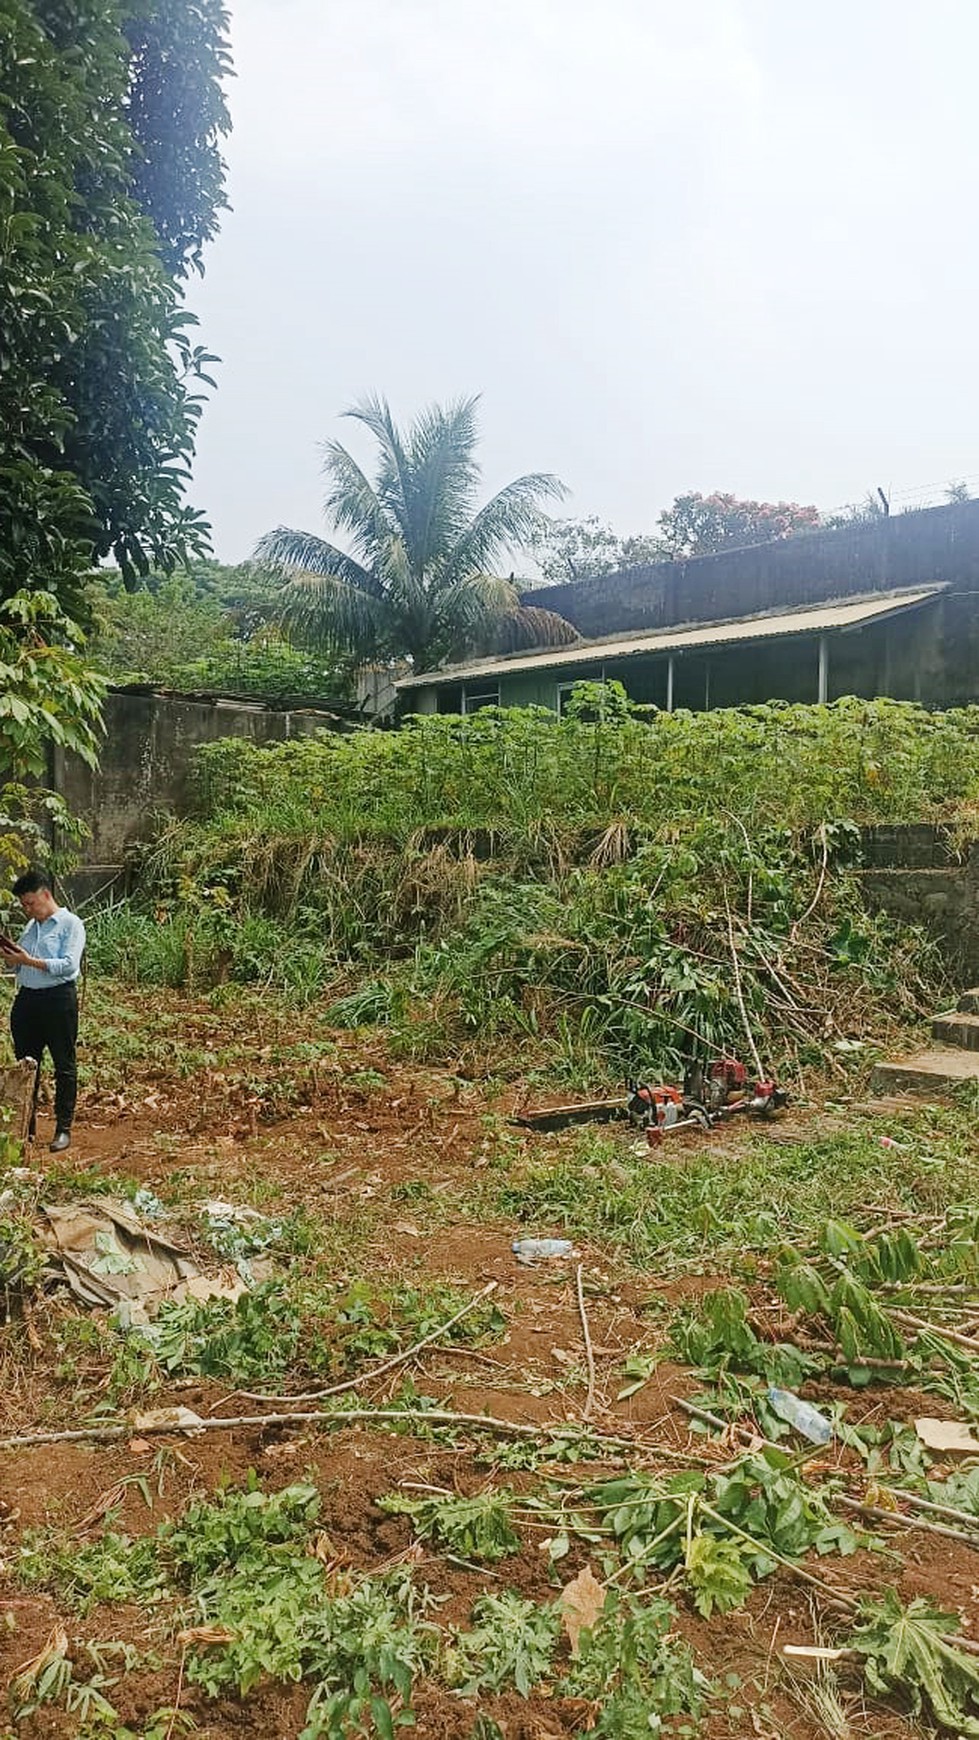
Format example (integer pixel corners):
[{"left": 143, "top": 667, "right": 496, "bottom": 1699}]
[{"left": 255, "top": 396, "right": 576, "bottom": 670}]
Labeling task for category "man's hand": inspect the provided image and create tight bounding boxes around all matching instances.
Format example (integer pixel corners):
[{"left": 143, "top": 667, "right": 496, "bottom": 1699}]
[{"left": 0, "top": 942, "right": 37, "bottom": 968}]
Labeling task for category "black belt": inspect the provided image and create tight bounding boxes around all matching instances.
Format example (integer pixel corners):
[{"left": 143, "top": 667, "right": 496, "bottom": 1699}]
[{"left": 16, "top": 980, "right": 78, "bottom": 993}]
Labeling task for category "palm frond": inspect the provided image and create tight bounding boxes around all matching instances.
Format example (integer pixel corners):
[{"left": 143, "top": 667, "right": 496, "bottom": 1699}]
[
  {"left": 443, "top": 473, "right": 567, "bottom": 583},
  {"left": 321, "top": 441, "right": 399, "bottom": 566},
  {"left": 258, "top": 398, "right": 565, "bottom": 669},
  {"left": 254, "top": 527, "right": 382, "bottom": 597},
  {"left": 342, "top": 395, "right": 413, "bottom": 537},
  {"left": 404, "top": 399, "right": 482, "bottom": 572},
  {"left": 474, "top": 606, "right": 581, "bottom": 656},
  {"left": 430, "top": 572, "right": 519, "bottom": 662},
  {"left": 275, "top": 570, "right": 390, "bottom": 662}
]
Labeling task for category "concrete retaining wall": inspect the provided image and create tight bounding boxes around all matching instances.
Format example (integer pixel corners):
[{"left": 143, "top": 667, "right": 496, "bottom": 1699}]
[
  {"left": 56, "top": 688, "right": 338, "bottom": 871},
  {"left": 858, "top": 825, "right": 979, "bottom": 981}
]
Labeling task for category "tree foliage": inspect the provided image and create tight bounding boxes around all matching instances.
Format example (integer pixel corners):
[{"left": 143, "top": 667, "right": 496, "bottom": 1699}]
[
  {"left": 0, "top": 0, "right": 230, "bottom": 864},
  {"left": 0, "top": 0, "right": 231, "bottom": 590},
  {"left": 0, "top": 589, "right": 106, "bottom": 878},
  {"left": 531, "top": 495, "right": 824, "bottom": 582},
  {"left": 257, "top": 396, "right": 569, "bottom": 669},
  {"left": 122, "top": 0, "right": 232, "bottom": 279},
  {"left": 530, "top": 516, "right": 665, "bottom": 582},
  {"left": 657, "top": 492, "right": 822, "bottom": 558},
  {"left": 88, "top": 570, "right": 355, "bottom": 701}
]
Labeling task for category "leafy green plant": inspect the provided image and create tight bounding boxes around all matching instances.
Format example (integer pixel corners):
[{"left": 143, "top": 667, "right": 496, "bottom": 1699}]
[
  {"left": 164, "top": 1477, "right": 321, "bottom": 1581},
  {"left": 683, "top": 1533, "right": 752, "bottom": 1618},
  {"left": 16, "top": 1530, "right": 166, "bottom": 1615},
  {"left": 667, "top": 1286, "right": 817, "bottom": 1388},
  {"left": 0, "top": 1213, "right": 46, "bottom": 1294},
  {"left": 578, "top": 1449, "right": 858, "bottom": 1605},
  {"left": 558, "top": 1590, "right": 711, "bottom": 1737},
  {"left": 379, "top": 1488, "right": 520, "bottom": 1563},
  {"left": 128, "top": 1274, "right": 502, "bottom": 1389},
  {"left": 447, "top": 1592, "right": 559, "bottom": 1697},
  {"left": 851, "top": 1590, "right": 979, "bottom": 1735}
]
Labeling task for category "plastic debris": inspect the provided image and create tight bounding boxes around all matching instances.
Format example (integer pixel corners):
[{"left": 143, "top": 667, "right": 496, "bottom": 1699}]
[
  {"left": 767, "top": 1386, "right": 832, "bottom": 1444},
  {"left": 512, "top": 1237, "right": 575, "bottom": 1264},
  {"left": 133, "top": 1406, "right": 205, "bottom": 1437},
  {"left": 37, "top": 1199, "right": 259, "bottom": 1313}
]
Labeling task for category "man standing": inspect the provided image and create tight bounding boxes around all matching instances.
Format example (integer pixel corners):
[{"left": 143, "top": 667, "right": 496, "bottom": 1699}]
[{"left": 1, "top": 870, "right": 85, "bottom": 1152}]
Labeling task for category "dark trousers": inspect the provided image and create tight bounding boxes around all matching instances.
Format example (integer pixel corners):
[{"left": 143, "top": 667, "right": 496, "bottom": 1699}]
[{"left": 11, "top": 982, "right": 79, "bottom": 1133}]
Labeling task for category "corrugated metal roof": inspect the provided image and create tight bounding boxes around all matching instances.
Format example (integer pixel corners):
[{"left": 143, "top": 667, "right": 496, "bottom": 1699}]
[{"left": 397, "top": 587, "right": 946, "bottom": 689}]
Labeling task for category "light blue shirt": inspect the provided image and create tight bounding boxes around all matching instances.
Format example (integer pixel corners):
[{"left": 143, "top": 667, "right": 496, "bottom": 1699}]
[{"left": 15, "top": 909, "right": 86, "bottom": 988}]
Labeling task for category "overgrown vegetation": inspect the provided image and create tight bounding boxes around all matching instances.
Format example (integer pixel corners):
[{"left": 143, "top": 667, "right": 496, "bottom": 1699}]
[
  {"left": 87, "top": 694, "right": 973, "bottom": 1073},
  {"left": 87, "top": 566, "right": 356, "bottom": 700}
]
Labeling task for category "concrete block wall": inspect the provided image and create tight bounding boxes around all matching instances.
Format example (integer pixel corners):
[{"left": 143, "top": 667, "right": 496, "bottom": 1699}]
[
  {"left": 528, "top": 499, "right": 979, "bottom": 638},
  {"left": 55, "top": 689, "right": 337, "bottom": 870}
]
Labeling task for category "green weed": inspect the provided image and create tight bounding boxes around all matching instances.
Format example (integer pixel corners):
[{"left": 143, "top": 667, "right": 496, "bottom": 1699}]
[
  {"left": 446, "top": 1592, "right": 559, "bottom": 1697},
  {"left": 378, "top": 1488, "right": 521, "bottom": 1562},
  {"left": 16, "top": 1529, "right": 166, "bottom": 1614},
  {"left": 558, "top": 1589, "right": 711, "bottom": 1737},
  {"left": 494, "top": 1121, "right": 979, "bottom": 1271},
  {"left": 124, "top": 1274, "right": 504, "bottom": 1390}
]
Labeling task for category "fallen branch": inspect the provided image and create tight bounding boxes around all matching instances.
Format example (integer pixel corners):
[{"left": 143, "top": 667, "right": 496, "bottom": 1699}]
[
  {"left": 891, "top": 1307, "right": 979, "bottom": 1353},
  {"left": 698, "top": 1499, "right": 857, "bottom": 1611},
  {"left": 837, "top": 1494, "right": 979, "bottom": 1551},
  {"left": 575, "top": 1263, "right": 596, "bottom": 1422},
  {"left": 236, "top": 1280, "right": 499, "bottom": 1404},
  {"left": 891, "top": 1488, "right": 979, "bottom": 1530},
  {"left": 790, "top": 823, "right": 829, "bottom": 941},
  {"left": 0, "top": 1403, "right": 702, "bottom": 1458},
  {"left": 723, "top": 891, "right": 764, "bottom": 1079}
]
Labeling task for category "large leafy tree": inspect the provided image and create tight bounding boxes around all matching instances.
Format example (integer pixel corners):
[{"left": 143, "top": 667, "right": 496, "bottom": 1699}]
[
  {"left": 530, "top": 516, "right": 666, "bottom": 582},
  {"left": 257, "top": 397, "right": 573, "bottom": 670},
  {"left": 0, "top": 0, "right": 231, "bottom": 597},
  {"left": 0, "top": 0, "right": 230, "bottom": 870}
]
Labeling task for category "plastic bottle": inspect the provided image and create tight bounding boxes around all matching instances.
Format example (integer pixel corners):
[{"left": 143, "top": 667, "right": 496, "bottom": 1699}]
[
  {"left": 512, "top": 1237, "right": 574, "bottom": 1262},
  {"left": 766, "top": 1387, "right": 832, "bottom": 1445}
]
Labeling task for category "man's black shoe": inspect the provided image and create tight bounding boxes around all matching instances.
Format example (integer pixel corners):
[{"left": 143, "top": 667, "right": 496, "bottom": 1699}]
[{"left": 49, "top": 1130, "right": 71, "bottom": 1153}]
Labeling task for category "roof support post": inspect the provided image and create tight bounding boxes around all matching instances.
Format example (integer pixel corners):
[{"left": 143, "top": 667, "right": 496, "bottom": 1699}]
[
  {"left": 817, "top": 633, "right": 829, "bottom": 704},
  {"left": 666, "top": 655, "right": 674, "bottom": 713}
]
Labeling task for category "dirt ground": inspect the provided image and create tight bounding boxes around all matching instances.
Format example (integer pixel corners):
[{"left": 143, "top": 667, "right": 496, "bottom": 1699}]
[{"left": 0, "top": 988, "right": 971, "bottom": 1738}]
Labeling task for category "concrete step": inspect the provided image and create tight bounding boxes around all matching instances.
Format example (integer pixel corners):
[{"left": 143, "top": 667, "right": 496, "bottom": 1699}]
[
  {"left": 932, "top": 1012, "right": 979, "bottom": 1050},
  {"left": 958, "top": 988, "right": 979, "bottom": 1014},
  {"left": 871, "top": 1047, "right": 979, "bottom": 1098}
]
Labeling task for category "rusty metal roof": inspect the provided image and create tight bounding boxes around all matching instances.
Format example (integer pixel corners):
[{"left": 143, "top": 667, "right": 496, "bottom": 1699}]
[{"left": 396, "top": 587, "right": 946, "bottom": 689}]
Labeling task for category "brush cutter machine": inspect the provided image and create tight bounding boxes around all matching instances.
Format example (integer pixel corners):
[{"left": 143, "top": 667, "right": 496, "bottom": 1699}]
[
  {"left": 628, "top": 1054, "right": 788, "bottom": 1146},
  {"left": 512, "top": 1053, "right": 788, "bottom": 1139}
]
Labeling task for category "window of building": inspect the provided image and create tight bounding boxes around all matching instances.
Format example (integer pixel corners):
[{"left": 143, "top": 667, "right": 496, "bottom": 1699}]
[{"left": 462, "top": 682, "right": 500, "bottom": 714}]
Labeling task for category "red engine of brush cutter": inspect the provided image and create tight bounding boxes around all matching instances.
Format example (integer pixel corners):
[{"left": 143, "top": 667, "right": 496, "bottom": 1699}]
[
  {"left": 706, "top": 1056, "right": 786, "bottom": 1118},
  {"left": 628, "top": 1082, "right": 685, "bottom": 1130},
  {"left": 705, "top": 1055, "right": 747, "bottom": 1110}
]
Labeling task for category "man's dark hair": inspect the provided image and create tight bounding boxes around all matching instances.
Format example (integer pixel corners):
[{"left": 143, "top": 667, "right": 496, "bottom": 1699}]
[{"left": 12, "top": 870, "right": 53, "bottom": 897}]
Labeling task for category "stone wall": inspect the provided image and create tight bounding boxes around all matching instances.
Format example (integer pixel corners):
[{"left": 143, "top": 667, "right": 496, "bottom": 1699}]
[
  {"left": 858, "top": 825, "right": 979, "bottom": 983},
  {"left": 55, "top": 688, "right": 337, "bottom": 874}
]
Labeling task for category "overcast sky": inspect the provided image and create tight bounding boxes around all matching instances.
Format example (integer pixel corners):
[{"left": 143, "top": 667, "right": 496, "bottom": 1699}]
[{"left": 188, "top": 0, "right": 979, "bottom": 564}]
